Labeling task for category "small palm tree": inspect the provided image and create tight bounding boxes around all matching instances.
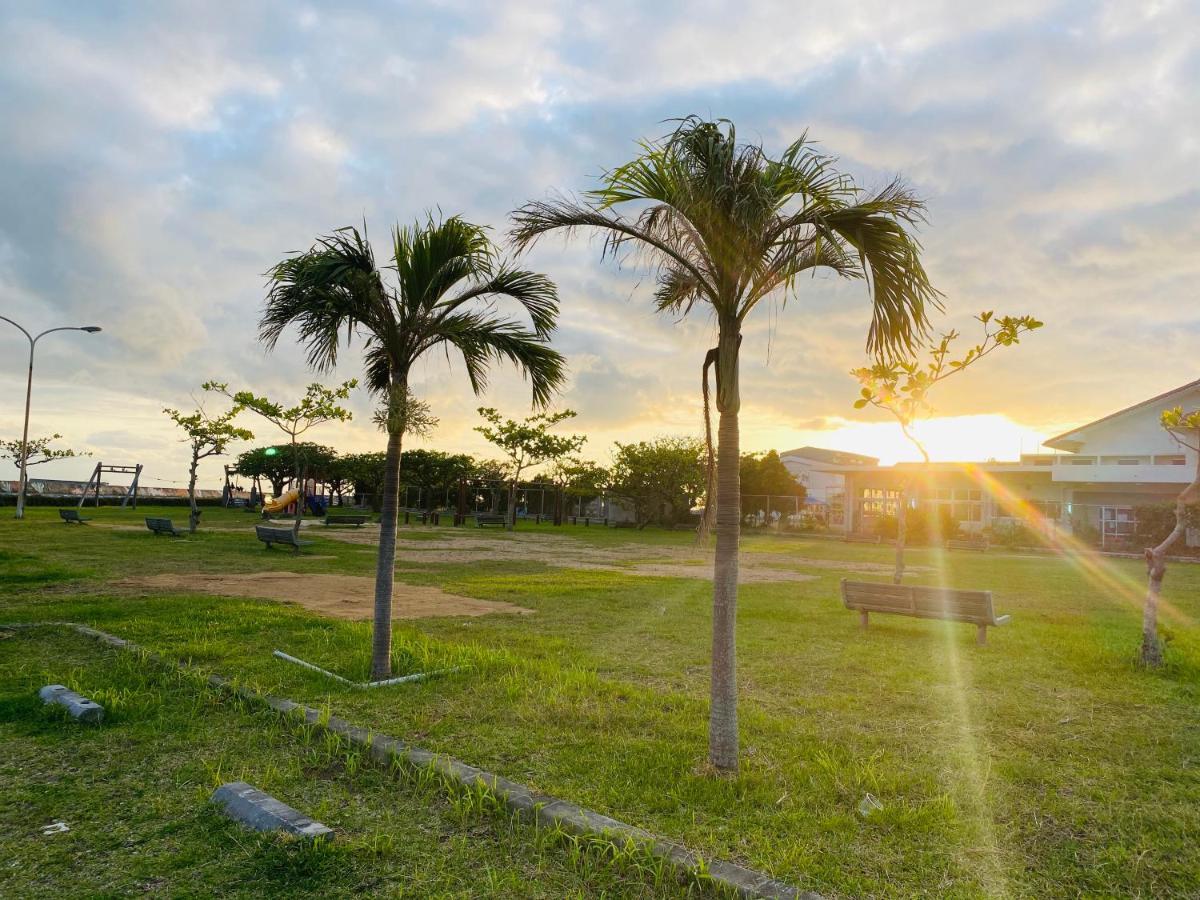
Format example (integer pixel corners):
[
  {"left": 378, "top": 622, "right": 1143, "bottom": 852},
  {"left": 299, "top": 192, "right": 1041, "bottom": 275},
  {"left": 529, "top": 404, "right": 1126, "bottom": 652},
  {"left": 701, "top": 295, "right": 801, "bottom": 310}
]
[
  {"left": 261, "top": 215, "right": 566, "bottom": 679},
  {"left": 512, "top": 117, "right": 939, "bottom": 771}
]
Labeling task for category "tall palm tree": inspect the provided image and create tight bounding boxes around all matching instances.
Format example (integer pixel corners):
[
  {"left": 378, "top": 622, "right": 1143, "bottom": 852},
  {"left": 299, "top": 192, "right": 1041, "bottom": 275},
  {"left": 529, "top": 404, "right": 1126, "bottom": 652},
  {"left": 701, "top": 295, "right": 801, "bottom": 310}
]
[
  {"left": 512, "top": 117, "right": 939, "bottom": 771},
  {"left": 261, "top": 215, "right": 566, "bottom": 679}
]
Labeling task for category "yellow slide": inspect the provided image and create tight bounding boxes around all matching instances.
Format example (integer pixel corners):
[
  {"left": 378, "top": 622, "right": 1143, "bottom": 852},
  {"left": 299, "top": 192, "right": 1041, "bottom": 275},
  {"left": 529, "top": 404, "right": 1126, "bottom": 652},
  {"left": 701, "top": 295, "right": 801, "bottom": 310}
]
[{"left": 261, "top": 488, "right": 300, "bottom": 515}]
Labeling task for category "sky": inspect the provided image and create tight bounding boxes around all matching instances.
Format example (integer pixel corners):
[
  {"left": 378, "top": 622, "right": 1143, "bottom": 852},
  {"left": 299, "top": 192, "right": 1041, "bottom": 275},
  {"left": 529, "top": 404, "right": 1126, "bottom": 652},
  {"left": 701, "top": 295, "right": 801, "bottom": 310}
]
[{"left": 0, "top": 1, "right": 1197, "bottom": 490}]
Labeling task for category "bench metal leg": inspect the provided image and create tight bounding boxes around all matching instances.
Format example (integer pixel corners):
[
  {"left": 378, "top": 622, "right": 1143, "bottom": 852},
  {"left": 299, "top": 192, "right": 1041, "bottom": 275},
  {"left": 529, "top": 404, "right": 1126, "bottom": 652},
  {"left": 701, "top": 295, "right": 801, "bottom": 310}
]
[
  {"left": 859, "top": 610, "right": 869, "bottom": 630},
  {"left": 976, "top": 624, "right": 987, "bottom": 646}
]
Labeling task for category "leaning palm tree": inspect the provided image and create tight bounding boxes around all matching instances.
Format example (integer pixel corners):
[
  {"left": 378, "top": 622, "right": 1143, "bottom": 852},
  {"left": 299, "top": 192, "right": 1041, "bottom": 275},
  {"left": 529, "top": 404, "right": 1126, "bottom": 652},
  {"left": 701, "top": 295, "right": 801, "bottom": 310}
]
[
  {"left": 261, "top": 215, "right": 565, "bottom": 679},
  {"left": 512, "top": 117, "right": 939, "bottom": 772}
]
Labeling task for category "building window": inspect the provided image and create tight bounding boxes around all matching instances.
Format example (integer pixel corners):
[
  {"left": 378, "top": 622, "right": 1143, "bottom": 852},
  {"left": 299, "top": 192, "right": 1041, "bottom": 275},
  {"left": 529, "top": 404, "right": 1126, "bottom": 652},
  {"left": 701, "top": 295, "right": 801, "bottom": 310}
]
[
  {"left": 1064, "top": 457, "right": 1095, "bottom": 465},
  {"left": 1154, "top": 455, "right": 1187, "bottom": 466},
  {"left": 1116, "top": 458, "right": 1141, "bottom": 466}
]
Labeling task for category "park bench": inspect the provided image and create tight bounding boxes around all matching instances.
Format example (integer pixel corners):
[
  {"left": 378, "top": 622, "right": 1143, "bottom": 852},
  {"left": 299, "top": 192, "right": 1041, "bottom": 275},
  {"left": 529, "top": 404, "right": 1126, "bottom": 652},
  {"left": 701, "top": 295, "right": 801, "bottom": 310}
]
[
  {"left": 843, "top": 533, "right": 881, "bottom": 544},
  {"left": 255, "top": 525, "right": 311, "bottom": 554},
  {"left": 401, "top": 508, "right": 440, "bottom": 525},
  {"left": 946, "top": 538, "right": 989, "bottom": 552},
  {"left": 324, "top": 513, "right": 370, "bottom": 527},
  {"left": 144, "top": 517, "right": 183, "bottom": 537},
  {"left": 475, "top": 513, "right": 507, "bottom": 527},
  {"left": 568, "top": 515, "right": 607, "bottom": 527},
  {"left": 841, "top": 578, "right": 1010, "bottom": 645},
  {"left": 58, "top": 508, "right": 90, "bottom": 525}
]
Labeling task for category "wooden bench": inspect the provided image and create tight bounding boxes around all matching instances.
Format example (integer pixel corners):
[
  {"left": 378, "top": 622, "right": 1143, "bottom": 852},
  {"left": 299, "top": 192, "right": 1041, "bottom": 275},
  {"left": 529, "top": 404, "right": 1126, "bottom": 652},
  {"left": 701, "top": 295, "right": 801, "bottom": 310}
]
[
  {"left": 841, "top": 578, "right": 1010, "bottom": 645},
  {"left": 843, "top": 533, "right": 881, "bottom": 544},
  {"left": 568, "top": 515, "right": 607, "bottom": 527},
  {"left": 58, "top": 508, "right": 90, "bottom": 525},
  {"left": 145, "top": 517, "right": 183, "bottom": 537},
  {"left": 324, "top": 513, "right": 370, "bottom": 527},
  {"left": 946, "top": 538, "right": 988, "bottom": 552},
  {"left": 255, "top": 525, "right": 311, "bottom": 554},
  {"left": 475, "top": 513, "right": 507, "bottom": 527}
]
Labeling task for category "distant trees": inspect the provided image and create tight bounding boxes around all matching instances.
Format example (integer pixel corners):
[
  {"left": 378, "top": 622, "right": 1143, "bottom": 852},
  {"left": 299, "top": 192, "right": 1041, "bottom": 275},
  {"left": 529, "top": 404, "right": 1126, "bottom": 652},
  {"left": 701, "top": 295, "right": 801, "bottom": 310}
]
[
  {"left": 1140, "top": 407, "right": 1200, "bottom": 667},
  {"left": 163, "top": 402, "right": 253, "bottom": 533},
  {"left": 609, "top": 437, "right": 706, "bottom": 528},
  {"left": 739, "top": 451, "right": 805, "bottom": 507}
]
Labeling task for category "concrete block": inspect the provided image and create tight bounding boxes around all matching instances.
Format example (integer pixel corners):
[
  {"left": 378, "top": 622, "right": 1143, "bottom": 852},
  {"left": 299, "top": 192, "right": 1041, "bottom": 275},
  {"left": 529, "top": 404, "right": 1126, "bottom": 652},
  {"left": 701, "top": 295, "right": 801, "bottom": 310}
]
[
  {"left": 210, "top": 781, "right": 333, "bottom": 841},
  {"left": 38, "top": 685, "right": 104, "bottom": 723}
]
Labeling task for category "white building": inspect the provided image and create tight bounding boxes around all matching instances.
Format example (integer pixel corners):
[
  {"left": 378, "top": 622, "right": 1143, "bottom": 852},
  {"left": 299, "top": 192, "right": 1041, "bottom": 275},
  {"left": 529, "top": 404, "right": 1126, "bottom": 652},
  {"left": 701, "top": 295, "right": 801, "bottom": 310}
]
[
  {"left": 780, "top": 446, "right": 878, "bottom": 525},
  {"left": 823, "top": 378, "right": 1199, "bottom": 546}
]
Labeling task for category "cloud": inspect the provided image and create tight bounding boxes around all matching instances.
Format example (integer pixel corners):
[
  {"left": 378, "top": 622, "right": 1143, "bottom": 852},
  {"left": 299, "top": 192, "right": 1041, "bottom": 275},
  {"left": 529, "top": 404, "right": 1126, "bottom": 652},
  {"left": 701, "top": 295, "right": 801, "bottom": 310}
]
[{"left": 0, "top": 1, "right": 1197, "bottom": 486}]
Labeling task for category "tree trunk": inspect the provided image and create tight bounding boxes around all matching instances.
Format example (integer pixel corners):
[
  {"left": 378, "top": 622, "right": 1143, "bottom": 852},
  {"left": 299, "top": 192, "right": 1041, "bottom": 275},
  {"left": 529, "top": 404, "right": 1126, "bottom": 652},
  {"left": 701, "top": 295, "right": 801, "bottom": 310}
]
[
  {"left": 709, "top": 323, "right": 741, "bottom": 772},
  {"left": 293, "top": 462, "right": 305, "bottom": 535},
  {"left": 1140, "top": 457, "right": 1199, "bottom": 667},
  {"left": 507, "top": 478, "right": 518, "bottom": 530},
  {"left": 187, "top": 445, "right": 201, "bottom": 534},
  {"left": 893, "top": 483, "right": 907, "bottom": 584},
  {"left": 371, "top": 381, "right": 407, "bottom": 681}
]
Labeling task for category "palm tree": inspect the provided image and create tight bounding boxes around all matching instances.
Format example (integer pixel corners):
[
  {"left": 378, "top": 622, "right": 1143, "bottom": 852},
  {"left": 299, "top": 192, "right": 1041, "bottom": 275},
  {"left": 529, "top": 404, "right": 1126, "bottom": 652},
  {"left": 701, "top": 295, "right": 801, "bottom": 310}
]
[
  {"left": 512, "top": 117, "right": 939, "bottom": 772},
  {"left": 261, "top": 215, "right": 566, "bottom": 679}
]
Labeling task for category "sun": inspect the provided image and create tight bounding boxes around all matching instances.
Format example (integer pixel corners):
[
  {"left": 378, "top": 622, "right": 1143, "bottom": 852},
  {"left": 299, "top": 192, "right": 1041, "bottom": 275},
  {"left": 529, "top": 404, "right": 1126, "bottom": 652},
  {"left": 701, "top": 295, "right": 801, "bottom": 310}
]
[{"left": 774, "top": 414, "right": 1048, "bottom": 465}]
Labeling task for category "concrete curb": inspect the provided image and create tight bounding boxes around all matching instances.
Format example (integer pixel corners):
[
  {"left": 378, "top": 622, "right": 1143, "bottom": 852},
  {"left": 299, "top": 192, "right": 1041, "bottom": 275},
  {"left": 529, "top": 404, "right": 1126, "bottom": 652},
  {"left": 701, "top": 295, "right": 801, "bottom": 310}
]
[{"left": 3, "top": 621, "right": 820, "bottom": 900}]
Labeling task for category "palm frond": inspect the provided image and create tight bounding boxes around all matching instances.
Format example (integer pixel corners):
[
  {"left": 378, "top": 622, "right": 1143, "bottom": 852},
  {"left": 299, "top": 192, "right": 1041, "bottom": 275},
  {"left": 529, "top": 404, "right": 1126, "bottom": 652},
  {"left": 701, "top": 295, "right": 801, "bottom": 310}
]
[{"left": 425, "top": 312, "right": 567, "bottom": 408}]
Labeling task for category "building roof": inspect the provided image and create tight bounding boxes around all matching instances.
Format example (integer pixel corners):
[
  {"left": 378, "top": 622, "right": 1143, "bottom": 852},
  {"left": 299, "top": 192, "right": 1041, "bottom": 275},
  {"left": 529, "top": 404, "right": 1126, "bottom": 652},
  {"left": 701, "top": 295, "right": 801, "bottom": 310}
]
[
  {"left": 1043, "top": 377, "right": 1200, "bottom": 451},
  {"left": 780, "top": 446, "right": 879, "bottom": 466}
]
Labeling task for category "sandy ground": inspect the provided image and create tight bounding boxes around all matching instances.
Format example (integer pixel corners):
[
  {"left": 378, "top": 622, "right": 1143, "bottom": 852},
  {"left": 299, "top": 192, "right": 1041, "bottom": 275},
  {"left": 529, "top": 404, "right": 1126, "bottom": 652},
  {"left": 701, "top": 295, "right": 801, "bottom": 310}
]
[
  {"left": 319, "top": 528, "right": 906, "bottom": 581},
  {"left": 111, "top": 572, "right": 533, "bottom": 621}
]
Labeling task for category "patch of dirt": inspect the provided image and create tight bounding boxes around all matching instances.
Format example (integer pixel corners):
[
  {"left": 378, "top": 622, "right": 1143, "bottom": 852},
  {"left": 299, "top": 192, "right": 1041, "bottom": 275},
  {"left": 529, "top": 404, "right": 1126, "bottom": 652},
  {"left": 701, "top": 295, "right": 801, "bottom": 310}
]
[
  {"left": 320, "top": 528, "right": 860, "bottom": 581},
  {"left": 111, "top": 572, "right": 532, "bottom": 621}
]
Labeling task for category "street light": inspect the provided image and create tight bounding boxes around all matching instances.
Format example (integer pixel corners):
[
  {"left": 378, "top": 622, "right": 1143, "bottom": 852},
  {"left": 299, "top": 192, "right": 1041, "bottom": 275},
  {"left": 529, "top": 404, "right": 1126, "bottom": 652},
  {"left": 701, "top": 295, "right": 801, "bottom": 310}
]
[{"left": 0, "top": 316, "right": 102, "bottom": 519}]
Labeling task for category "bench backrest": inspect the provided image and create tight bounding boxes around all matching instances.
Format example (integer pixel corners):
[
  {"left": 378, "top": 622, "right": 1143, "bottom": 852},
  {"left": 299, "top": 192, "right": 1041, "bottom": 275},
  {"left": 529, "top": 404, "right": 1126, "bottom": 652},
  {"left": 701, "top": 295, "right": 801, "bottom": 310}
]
[
  {"left": 256, "top": 525, "right": 299, "bottom": 544},
  {"left": 841, "top": 579, "right": 998, "bottom": 625},
  {"left": 145, "top": 517, "right": 175, "bottom": 531},
  {"left": 59, "top": 509, "right": 81, "bottom": 520}
]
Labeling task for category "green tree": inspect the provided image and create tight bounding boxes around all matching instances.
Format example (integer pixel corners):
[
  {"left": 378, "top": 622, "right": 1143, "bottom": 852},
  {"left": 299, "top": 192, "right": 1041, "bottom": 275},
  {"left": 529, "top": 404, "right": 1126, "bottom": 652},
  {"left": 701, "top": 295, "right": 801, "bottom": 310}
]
[
  {"left": 206, "top": 382, "right": 355, "bottom": 531},
  {"left": 259, "top": 215, "right": 565, "bottom": 680},
  {"left": 610, "top": 437, "right": 706, "bottom": 528},
  {"left": 547, "top": 456, "right": 610, "bottom": 524},
  {"left": 399, "top": 450, "right": 477, "bottom": 509},
  {"left": 739, "top": 450, "right": 806, "bottom": 510},
  {"left": 475, "top": 407, "right": 585, "bottom": 527},
  {"left": 0, "top": 434, "right": 89, "bottom": 471},
  {"left": 512, "top": 117, "right": 938, "bottom": 771},
  {"left": 235, "top": 445, "right": 299, "bottom": 497},
  {"left": 852, "top": 311, "right": 1041, "bottom": 582},
  {"left": 1140, "top": 407, "right": 1200, "bottom": 667},
  {"left": 163, "top": 401, "right": 254, "bottom": 533},
  {"left": 341, "top": 451, "right": 388, "bottom": 509}
]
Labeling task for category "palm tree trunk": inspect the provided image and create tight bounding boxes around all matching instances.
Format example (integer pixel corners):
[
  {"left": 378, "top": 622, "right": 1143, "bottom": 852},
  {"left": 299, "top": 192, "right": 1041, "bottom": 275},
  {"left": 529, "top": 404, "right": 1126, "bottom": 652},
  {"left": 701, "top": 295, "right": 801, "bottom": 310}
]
[
  {"left": 709, "top": 323, "right": 741, "bottom": 772},
  {"left": 371, "top": 381, "right": 406, "bottom": 680}
]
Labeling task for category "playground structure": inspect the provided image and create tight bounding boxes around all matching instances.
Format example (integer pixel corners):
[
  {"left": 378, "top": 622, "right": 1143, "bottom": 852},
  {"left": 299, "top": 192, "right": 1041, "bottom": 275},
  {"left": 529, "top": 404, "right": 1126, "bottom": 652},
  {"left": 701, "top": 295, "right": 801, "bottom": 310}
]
[{"left": 77, "top": 461, "right": 142, "bottom": 509}]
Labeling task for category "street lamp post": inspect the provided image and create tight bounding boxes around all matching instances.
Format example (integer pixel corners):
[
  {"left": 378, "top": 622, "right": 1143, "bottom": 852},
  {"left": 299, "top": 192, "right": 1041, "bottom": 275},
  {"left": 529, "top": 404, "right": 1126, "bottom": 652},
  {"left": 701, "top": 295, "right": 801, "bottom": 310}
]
[{"left": 0, "top": 316, "right": 102, "bottom": 519}]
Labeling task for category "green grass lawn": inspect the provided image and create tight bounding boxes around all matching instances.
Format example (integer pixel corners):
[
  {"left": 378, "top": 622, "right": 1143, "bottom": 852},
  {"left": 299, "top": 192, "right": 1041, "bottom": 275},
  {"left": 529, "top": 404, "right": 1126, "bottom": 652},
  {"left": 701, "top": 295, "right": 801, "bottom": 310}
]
[{"left": 2, "top": 505, "right": 1198, "bottom": 898}]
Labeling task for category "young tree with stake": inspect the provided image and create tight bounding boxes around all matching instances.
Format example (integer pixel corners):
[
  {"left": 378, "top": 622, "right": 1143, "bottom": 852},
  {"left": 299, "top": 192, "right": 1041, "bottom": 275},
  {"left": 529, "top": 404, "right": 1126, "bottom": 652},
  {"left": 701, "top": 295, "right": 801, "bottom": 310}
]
[
  {"left": 163, "top": 402, "right": 254, "bottom": 533},
  {"left": 1140, "top": 406, "right": 1200, "bottom": 667},
  {"left": 205, "top": 381, "right": 355, "bottom": 531},
  {"left": 475, "top": 407, "right": 585, "bottom": 528},
  {"left": 851, "top": 311, "right": 1041, "bottom": 582},
  {"left": 0, "top": 435, "right": 89, "bottom": 472}
]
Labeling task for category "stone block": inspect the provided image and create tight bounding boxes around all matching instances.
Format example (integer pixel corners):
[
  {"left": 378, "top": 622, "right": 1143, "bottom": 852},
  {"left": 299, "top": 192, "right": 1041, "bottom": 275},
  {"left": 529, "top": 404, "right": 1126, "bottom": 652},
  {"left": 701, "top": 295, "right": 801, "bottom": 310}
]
[
  {"left": 39, "top": 684, "right": 104, "bottom": 723},
  {"left": 210, "top": 781, "right": 333, "bottom": 841}
]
